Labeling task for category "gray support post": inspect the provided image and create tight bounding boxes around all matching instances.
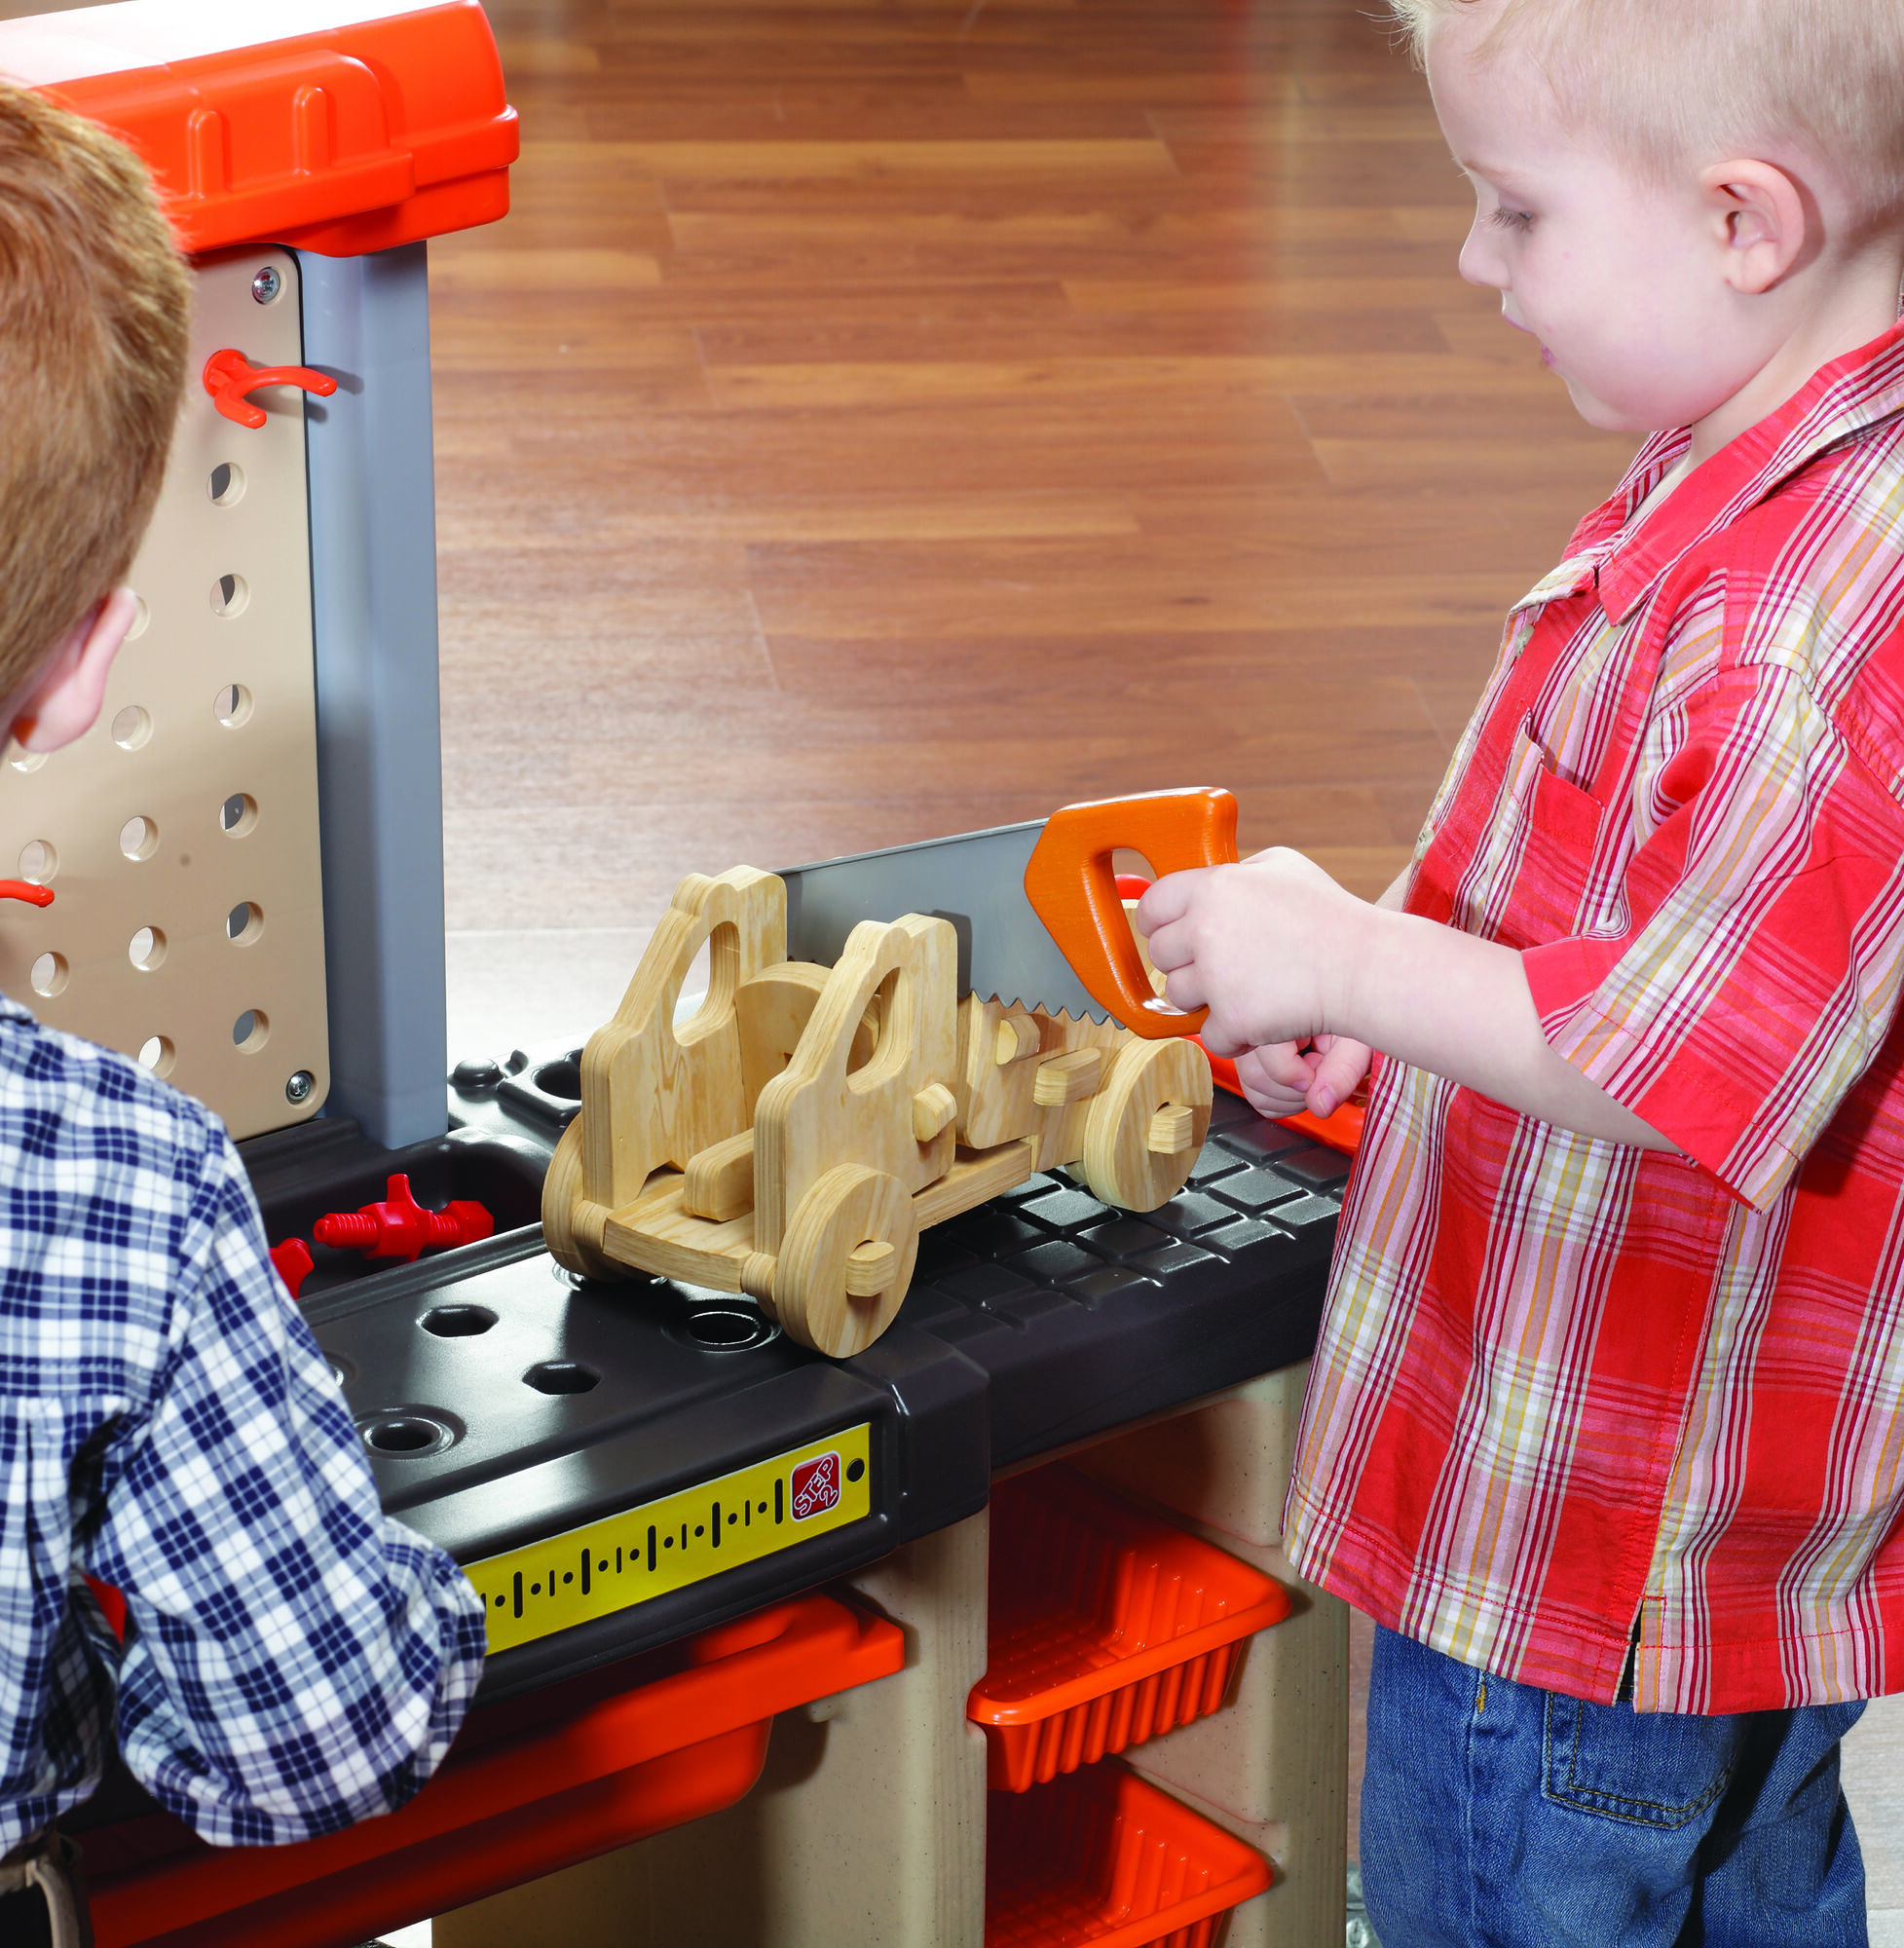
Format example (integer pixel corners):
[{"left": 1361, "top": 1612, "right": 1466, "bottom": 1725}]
[{"left": 296, "top": 243, "right": 449, "bottom": 1147}]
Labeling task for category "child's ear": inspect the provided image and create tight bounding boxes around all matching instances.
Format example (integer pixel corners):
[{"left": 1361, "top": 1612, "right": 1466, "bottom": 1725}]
[
  {"left": 10, "top": 587, "right": 139, "bottom": 754},
  {"left": 1702, "top": 160, "right": 1810, "bottom": 296}
]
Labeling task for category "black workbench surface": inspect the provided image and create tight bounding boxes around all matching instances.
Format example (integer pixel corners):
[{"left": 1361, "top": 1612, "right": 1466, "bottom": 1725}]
[{"left": 246, "top": 1067, "right": 1341, "bottom": 1703}]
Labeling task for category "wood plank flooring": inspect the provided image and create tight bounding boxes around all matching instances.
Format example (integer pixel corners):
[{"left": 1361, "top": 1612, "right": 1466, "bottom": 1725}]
[
  {"left": 430, "top": 0, "right": 1902, "bottom": 1925},
  {"left": 429, "top": 0, "right": 1634, "bottom": 935}
]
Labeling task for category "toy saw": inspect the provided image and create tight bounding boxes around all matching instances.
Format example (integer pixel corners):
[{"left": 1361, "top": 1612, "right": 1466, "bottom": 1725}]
[
  {"left": 780, "top": 786, "right": 1239, "bottom": 1035},
  {"left": 542, "top": 791, "right": 1241, "bottom": 1362}
]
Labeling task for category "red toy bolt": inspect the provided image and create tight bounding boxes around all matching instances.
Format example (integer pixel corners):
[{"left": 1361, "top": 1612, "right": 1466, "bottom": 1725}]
[
  {"left": 270, "top": 1238, "right": 315, "bottom": 1299},
  {"left": 314, "top": 1175, "right": 494, "bottom": 1263}
]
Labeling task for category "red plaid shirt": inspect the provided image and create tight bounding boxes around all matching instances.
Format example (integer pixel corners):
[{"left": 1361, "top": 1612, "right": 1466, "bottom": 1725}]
[{"left": 1285, "top": 322, "right": 1904, "bottom": 1713}]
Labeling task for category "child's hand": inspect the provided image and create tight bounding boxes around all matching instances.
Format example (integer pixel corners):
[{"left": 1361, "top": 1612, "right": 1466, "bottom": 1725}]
[
  {"left": 1136, "top": 849, "right": 1363, "bottom": 1061},
  {"left": 1233, "top": 1034, "right": 1373, "bottom": 1121}
]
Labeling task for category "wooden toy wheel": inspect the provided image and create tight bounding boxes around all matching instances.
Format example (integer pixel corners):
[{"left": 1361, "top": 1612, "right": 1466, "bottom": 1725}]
[
  {"left": 1081, "top": 1038, "right": 1213, "bottom": 1211},
  {"left": 772, "top": 1164, "right": 918, "bottom": 1359},
  {"left": 542, "top": 1118, "right": 619, "bottom": 1282}
]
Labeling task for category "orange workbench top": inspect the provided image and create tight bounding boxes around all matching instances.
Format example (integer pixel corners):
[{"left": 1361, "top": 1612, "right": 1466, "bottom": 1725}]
[{"left": 0, "top": 0, "right": 516, "bottom": 255}]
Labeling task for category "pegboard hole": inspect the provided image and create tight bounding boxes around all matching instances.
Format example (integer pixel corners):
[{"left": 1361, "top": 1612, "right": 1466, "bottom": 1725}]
[
  {"left": 111, "top": 706, "right": 152, "bottom": 751},
  {"left": 219, "top": 793, "right": 257, "bottom": 837},
  {"left": 214, "top": 684, "right": 253, "bottom": 729},
  {"left": 119, "top": 816, "right": 158, "bottom": 863},
  {"left": 208, "top": 463, "right": 245, "bottom": 506},
  {"left": 16, "top": 841, "right": 56, "bottom": 884},
  {"left": 6, "top": 741, "right": 44, "bottom": 774},
  {"left": 129, "top": 926, "right": 167, "bottom": 973},
  {"left": 29, "top": 952, "right": 67, "bottom": 998},
  {"left": 125, "top": 595, "right": 149, "bottom": 641},
  {"left": 136, "top": 1035, "right": 175, "bottom": 1078},
  {"left": 210, "top": 574, "right": 249, "bottom": 618},
  {"left": 233, "top": 1008, "right": 270, "bottom": 1053},
  {"left": 227, "top": 901, "right": 263, "bottom": 945}
]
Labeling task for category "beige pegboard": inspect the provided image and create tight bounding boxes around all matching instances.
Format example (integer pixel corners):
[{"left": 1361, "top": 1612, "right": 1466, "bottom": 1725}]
[{"left": 0, "top": 247, "right": 329, "bottom": 1139}]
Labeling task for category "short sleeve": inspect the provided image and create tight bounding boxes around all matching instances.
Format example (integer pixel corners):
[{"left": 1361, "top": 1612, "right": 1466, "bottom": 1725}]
[{"left": 1522, "top": 661, "right": 1904, "bottom": 1209}]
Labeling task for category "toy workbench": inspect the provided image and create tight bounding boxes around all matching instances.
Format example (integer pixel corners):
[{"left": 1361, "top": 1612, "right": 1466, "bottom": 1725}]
[{"left": 0, "top": 7, "right": 1352, "bottom": 1946}]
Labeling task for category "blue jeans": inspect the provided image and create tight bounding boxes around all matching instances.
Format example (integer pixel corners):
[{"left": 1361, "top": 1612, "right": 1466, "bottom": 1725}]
[{"left": 1362, "top": 1625, "right": 1869, "bottom": 1946}]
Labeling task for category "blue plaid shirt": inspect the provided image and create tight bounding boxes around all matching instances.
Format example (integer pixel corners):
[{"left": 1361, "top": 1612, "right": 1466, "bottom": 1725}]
[{"left": 0, "top": 995, "right": 486, "bottom": 1851}]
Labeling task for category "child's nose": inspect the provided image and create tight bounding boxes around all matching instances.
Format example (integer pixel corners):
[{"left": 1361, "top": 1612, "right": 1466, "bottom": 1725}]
[{"left": 1458, "top": 221, "right": 1509, "bottom": 291}]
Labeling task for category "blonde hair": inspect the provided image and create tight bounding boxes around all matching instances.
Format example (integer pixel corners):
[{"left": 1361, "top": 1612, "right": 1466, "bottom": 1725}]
[
  {"left": 0, "top": 82, "right": 190, "bottom": 699},
  {"left": 1389, "top": 0, "right": 1904, "bottom": 231}
]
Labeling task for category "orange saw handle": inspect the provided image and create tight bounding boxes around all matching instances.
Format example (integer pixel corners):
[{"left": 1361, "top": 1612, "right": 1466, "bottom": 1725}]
[{"left": 1024, "top": 787, "right": 1238, "bottom": 1037}]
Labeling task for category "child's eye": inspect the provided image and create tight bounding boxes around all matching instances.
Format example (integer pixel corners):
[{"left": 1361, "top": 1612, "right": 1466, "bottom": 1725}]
[{"left": 1489, "top": 206, "right": 1535, "bottom": 232}]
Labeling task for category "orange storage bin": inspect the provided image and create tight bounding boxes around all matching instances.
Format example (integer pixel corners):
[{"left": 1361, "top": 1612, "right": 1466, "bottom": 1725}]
[
  {"left": 986, "top": 1762, "right": 1272, "bottom": 1948},
  {"left": 969, "top": 1466, "right": 1289, "bottom": 1793},
  {"left": 83, "top": 1592, "right": 902, "bottom": 1948}
]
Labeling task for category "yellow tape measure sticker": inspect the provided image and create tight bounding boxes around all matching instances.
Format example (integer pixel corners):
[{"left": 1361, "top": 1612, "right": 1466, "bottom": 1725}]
[{"left": 467, "top": 1424, "right": 874, "bottom": 1655}]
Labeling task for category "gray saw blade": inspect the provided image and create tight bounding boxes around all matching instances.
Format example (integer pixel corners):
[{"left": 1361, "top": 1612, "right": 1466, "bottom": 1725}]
[{"left": 776, "top": 820, "right": 1108, "bottom": 1023}]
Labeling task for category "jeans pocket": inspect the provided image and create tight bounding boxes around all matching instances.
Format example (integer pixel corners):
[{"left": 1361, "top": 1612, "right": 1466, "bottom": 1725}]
[{"left": 1543, "top": 1692, "right": 1741, "bottom": 1829}]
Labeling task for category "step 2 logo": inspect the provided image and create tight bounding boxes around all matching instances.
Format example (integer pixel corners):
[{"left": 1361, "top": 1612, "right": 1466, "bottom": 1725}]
[{"left": 790, "top": 1451, "right": 840, "bottom": 1521}]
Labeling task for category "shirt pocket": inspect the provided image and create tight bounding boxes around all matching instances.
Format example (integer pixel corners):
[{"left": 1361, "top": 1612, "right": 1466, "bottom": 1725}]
[
  {"left": 1421, "top": 722, "right": 1605, "bottom": 951},
  {"left": 1543, "top": 1691, "right": 1740, "bottom": 1830}
]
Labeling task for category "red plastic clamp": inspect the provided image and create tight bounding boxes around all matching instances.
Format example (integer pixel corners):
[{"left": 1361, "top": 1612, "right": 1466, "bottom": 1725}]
[{"left": 314, "top": 1176, "right": 494, "bottom": 1263}]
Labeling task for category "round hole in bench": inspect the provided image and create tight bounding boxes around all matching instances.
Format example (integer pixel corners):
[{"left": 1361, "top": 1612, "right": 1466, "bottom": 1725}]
[
  {"left": 684, "top": 1307, "right": 777, "bottom": 1352},
  {"left": 422, "top": 1304, "right": 498, "bottom": 1338},
  {"left": 523, "top": 1360, "right": 599, "bottom": 1395},
  {"left": 359, "top": 1411, "right": 455, "bottom": 1457},
  {"left": 533, "top": 1056, "right": 582, "bottom": 1100}
]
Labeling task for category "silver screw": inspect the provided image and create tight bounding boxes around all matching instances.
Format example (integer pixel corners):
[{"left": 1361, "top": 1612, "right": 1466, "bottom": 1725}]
[
  {"left": 285, "top": 1070, "right": 314, "bottom": 1104},
  {"left": 251, "top": 265, "right": 281, "bottom": 305}
]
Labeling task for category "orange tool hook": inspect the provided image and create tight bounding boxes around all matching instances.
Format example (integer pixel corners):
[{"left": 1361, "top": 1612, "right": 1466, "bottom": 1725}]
[
  {"left": 203, "top": 348, "right": 338, "bottom": 431},
  {"left": 0, "top": 881, "right": 54, "bottom": 908},
  {"left": 1024, "top": 788, "right": 1239, "bottom": 1038}
]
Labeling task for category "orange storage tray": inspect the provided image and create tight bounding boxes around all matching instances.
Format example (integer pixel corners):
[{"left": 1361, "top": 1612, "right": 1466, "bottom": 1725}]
[
  {"left": 969, "top": 1467, "right": 1289, "bottom": 1793},
  {"left": 987, "top": 1763, "right": 1273, "bottom": 1948},
  {"left": 84, "top": 1592, "right": 902, "bottom": 1948}
]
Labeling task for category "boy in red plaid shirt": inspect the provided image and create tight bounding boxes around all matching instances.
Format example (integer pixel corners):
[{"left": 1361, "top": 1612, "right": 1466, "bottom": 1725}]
[{"left": 1140, "top": 1, "right": 1904, "bottom": 1940}]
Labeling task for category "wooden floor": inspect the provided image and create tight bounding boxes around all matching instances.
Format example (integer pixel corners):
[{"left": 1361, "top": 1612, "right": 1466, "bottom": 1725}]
[{"left": 429, "top": 0, "right": 1902, "bottom": 1927}]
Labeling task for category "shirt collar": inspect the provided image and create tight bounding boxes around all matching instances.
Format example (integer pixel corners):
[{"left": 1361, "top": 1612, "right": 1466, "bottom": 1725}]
[{"left": 1511, "top": 319, "right": 1904, "bottom": 625}]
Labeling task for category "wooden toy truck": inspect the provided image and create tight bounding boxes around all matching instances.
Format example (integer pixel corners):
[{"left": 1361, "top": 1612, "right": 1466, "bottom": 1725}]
[{"left": 542, "top": 868, "right": 1213, "bottom": 1358}]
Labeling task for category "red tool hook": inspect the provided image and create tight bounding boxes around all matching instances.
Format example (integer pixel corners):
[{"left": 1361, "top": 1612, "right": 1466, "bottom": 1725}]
[
  {"left": 203, "top": 348, "right": 337, "bottom": 430},
  {"left": 0, "top": 881, "right": 53, "bottom": 908}
]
